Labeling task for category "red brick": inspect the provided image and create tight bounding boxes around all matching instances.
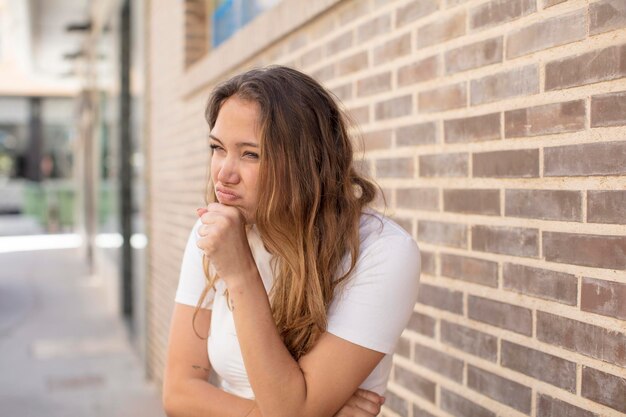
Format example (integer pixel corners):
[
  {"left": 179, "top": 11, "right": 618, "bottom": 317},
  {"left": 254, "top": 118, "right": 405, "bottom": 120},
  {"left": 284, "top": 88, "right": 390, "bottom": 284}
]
[
  {"left": 336, "top": 51, "right": 369, "bottom": 76},
  {"left": 471, "top": 65, "right": 539, "bottom": 105},
  {"left": 543, "top": 0, "right": 567, "bottom": 7},
  {"left": 503, "top": 263, "right": 577, "bottom": 305},
  {"left": 420, "top": 251, "right": 436, "bottom": 275},
  {"left": 394, "top": 364, "right": 436, "bottom": 403},
  {"left": 588, "top": 190, "right": 626, "bottom": 224},
  {"left": 384, "top": 390, "right": 409, "bottom": 417},
  {"left": 325, "top": 31, "right": 353, "bottom": 57},
  {"left": 395, "top": 1, "right": 438, "bottom": 28},
  {"left": 470, "top": 0, "right": 536, "bottom": 30},
  {"left": 376, "top": 157, "right": 414, "bottom": 178},
  {"left": 441, "top": 389, "right": 496, "bottom": 417},
  {"left": 581, "top": 367, "right": 626, "bottom": 413},
  {"left": 420, "top": 153, "right": 468, "bottom": 177},
  {"left": 537, "top": 311, "right": 626, "bottom": 367},
  {"left": 360, "top": 129, "right": 392, "bottom": 152},
  {"left": 501, "top": 341, "right": 577, "bottom": 392},
  {"left": 347, "top": 105, "right": 369, "bottom": 125},
  {"left": 330, "top": 83, "right": 352, "bottom": 102},
  {"left": 397, "top": 55, "right": 440, "bottom": 87},
  {"left": 373, "top": 33, "right": 412, "bottom": 66},
  {"left": 473, "top": 149, "right": 539, "bottom": 178},
  {"left": 505, "top": 189, "right": 582, "bottom": 221},
  {"left": 357, "top": 72, "right": 392, "bottom": 97},
  {"left": 545, "top": 141, "right": 626, "bottom": 177},
  {"left": 543, "top": 232, "right": 626, "bottom": 270},
  {"left": 545, "top": 45, "right": 626, "bottom": 91},
  {"left": 506, "top": 10, "right": 586, "bottom": 58},
  {"left": 444, "top": 189, "right": 500, "bottom": 216},
  {"left": 418, "top": 220, "right": 468, "bottom": 249},
  {"left": 441, "top": 253, "right": 498, "bottom": 287},
  {"left": 417, "top": 11, "right": 466, "bottom": 48},
  {"left": 357, "top": 13, "right": 391, "bottom": 43},
  {"left": 413, "top": 405, "right": 437, "bottom": 417},
  {"left": 396, "top": 122, "right": 438, "bottom": 146},
  {"left": 375, "top": 95, "right": 413, "bottom": 120},
  {"left": 287, "top": 34, "right": 307, "bottom": 53},
  {"left": 445, "top": 37, "right": 503, "bottom": 74},
  {"left": 407, "top": 311, "right": 436, "bottom": 337},
  {"left": 590, "top": 0, "right": 626, "bottom": 36},
  {"left": 581, "top": 277, "right": 626, "bottom": 320},
  {"left": 537, "top": 394, "right": 597, "bottom": 417},
  {"left": 467, "top": 365, "right": 532, "bottom": 413},
  {"left": 300, "top": 46, "right": 323, "bottom": 68},
  {"left": 312, "top": 63, "right": 335, "bottom": 82},
  {"left": 396, "top": 187, "right": 439, "bottom": 211},
  {"left": 414, "top": 343, "right": 464, "bottom": 382},
  {"left": 591, "top": 91, "right": 626, "bottom": 127},
  {"left": 444, "top": 113, "right": 500, "bottom": 143},
  {"left": 417, "top": 283, "right": 464, "bottom": 314},
  {"left": 505, "top": 100, "right": 586, "bottom": 137},
  {"left": 338, "top": 0, "right": 371, "bottom": 25},
  {"left": 468, "top": 295, "right": 532, "bottom": 335},
  {"left": 395, "top": 337, "right": 410, "bottom": 358},
  {"left": 419, "top": 82, "right": 467, "bottom": 112},
  {"left": 441, "top": 320, "right": 497, "bottom": 361}
]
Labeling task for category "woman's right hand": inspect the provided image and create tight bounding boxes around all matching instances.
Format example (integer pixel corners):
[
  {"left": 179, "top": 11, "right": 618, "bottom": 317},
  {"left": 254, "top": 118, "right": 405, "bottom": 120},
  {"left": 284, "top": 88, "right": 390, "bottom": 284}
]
[{"left": 334, "top": 389, "right": 385, "bottom": 417}]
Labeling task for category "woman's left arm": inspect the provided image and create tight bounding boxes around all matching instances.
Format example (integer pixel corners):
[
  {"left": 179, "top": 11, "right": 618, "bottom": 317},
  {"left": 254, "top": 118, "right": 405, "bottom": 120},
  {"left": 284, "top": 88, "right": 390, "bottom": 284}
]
[{"left": 198, "top": 204, "right": 402, "bottom": 417}]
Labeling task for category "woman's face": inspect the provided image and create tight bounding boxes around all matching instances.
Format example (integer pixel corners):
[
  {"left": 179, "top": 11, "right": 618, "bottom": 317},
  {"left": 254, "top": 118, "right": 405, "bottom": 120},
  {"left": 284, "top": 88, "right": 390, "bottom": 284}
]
[{"left": 209, "top": 96, "right": 261, "bottom": 224}]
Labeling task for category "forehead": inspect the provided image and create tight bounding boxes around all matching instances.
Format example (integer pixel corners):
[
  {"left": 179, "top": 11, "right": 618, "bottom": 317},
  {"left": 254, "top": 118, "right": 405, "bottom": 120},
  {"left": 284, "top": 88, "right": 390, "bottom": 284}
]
[{"left": 212, "top": 97, "right": 260, "bottom": 138}]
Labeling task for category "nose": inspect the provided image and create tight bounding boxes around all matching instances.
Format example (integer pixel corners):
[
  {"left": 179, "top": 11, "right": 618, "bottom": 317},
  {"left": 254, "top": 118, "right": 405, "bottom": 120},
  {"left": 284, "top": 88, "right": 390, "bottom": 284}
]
[{"left": 216, "top": 154, "right": 240, "bottom": 184}]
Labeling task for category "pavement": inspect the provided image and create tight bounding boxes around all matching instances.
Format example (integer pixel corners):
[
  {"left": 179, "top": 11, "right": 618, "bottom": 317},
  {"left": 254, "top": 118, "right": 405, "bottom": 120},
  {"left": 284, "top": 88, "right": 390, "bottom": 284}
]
[{"left": 0, "top": 233, "right": 166, "bottom": 417}]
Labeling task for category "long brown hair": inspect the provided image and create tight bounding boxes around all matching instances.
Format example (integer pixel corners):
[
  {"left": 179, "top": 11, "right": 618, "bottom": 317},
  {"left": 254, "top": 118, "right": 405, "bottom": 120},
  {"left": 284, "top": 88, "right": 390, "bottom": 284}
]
[{"left": 194, "top": 66, "right": 378, "bottom": 360}]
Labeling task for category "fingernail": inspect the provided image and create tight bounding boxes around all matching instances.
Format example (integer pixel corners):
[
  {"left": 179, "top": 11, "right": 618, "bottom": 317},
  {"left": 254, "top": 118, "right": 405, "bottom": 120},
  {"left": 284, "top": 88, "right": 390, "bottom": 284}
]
[
  {"left": 196, "top": 207, "right": 208, "bottom": 217},
  {"left": 381, "top": 397, "right": 386, "bottom": 404}
]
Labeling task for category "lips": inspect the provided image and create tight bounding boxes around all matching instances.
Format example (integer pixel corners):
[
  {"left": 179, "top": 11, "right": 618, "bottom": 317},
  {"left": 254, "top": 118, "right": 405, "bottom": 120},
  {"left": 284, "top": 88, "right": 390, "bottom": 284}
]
[{"left": 215, "top": 186, "right": 241, "bottom": 202}]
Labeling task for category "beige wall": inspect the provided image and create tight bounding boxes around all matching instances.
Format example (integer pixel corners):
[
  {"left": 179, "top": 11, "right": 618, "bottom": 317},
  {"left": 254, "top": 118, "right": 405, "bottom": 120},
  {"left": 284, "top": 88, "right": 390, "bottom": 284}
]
[{"left": 146, "top": 0, "right": 626, "bottom": 416}]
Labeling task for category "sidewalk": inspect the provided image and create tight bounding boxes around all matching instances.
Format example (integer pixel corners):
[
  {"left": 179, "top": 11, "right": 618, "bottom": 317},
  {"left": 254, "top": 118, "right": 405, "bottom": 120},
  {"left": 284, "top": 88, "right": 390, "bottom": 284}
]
[{"left": 0, "top": 240, "right": 166, "bottom": 417}]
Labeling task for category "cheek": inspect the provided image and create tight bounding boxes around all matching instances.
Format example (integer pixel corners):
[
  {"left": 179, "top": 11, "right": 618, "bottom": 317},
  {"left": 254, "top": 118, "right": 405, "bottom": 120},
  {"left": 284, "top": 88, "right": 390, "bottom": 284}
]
[{"left": 245, "top": 168, "right": 260, "bottom": 198}]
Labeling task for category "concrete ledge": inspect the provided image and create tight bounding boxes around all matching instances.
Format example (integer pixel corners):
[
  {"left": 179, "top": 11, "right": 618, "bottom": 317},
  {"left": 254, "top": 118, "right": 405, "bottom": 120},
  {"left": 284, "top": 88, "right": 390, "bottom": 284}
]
[{"left": 182, "top": 0, "right": 341, "bottom": 98}]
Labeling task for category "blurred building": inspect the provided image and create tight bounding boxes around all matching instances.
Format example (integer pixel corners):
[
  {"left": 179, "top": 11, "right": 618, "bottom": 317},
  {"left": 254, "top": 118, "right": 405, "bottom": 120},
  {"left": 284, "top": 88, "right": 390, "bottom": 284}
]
[
  {"left": 0, "top": 0, "right": 83, "bottom": 223},
  {"left": 0, "top": 0, "right": 150, "bottom": 363},
  {"left": 73, "top": 0, "right": 149, "bottom": 364}
]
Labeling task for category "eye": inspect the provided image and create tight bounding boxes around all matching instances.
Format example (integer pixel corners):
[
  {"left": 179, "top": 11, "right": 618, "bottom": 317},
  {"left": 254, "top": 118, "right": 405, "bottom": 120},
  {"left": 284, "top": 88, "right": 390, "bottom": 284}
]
[
  {"left": 209, "top": 143, "right": 224, "bottom": 153},
  {"left": 243, "top": 151, "right": 259, "bottom": 159}
]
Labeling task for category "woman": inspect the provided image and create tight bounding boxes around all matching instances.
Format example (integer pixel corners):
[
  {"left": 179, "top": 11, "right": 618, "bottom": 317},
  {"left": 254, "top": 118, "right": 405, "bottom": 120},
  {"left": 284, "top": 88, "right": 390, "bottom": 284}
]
[{"left": 163, "top": 66, "right": 420, "bottom": 417}]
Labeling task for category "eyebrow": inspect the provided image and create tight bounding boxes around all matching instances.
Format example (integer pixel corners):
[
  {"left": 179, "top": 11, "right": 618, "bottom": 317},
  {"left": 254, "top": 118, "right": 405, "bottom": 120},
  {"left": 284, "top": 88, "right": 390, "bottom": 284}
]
[{"left": 209, "top": 134, "right": 259, "bottom": 148}]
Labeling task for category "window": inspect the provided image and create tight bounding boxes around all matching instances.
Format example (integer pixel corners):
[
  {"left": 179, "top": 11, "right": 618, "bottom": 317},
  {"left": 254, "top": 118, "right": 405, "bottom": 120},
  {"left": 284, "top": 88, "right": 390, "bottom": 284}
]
[
  {"left": 211, "top": 0, "right": 281, "bottom": 48},
  {"left": 184, "top": 0, "right": 281, "bottom": 68}
]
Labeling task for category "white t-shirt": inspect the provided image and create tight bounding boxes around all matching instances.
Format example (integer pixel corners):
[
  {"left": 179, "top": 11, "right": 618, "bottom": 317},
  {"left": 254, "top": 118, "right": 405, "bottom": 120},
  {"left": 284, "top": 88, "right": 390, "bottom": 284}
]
[{"left": 175, "top": 210, "right": 421, "bottom": 398}]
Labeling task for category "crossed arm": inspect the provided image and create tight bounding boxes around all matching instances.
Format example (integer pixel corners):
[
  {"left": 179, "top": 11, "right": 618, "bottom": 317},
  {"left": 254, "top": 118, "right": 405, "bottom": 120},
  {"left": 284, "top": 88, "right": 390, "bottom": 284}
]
[{"left": 163, "top": 303, "right": 385, "bottom": 417}]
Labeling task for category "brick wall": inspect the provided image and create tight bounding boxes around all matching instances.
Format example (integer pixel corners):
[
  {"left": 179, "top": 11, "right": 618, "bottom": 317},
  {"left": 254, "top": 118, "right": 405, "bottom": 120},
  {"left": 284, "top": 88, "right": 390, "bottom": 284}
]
[{"left": 146, "top": 0, "right": 626, "bottom": 416}]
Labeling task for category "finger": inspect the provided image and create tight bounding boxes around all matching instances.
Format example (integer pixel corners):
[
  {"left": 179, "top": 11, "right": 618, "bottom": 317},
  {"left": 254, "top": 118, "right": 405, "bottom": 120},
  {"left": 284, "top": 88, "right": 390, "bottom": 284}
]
[
  {"left": 206, "top": 202, "right": 229, "bottom": 212},
  {"left": 334, "top": 404, "right": 374, "bottom": 417},
  {"left": 196, "top": 207, "right": 208, "bottom": 217},
  {"left": 208, "top": 202, "right": 244, "bottom": 218},
  {"left": 355, "top": 389, "right": 384, "bottom": 404},
  {"left": 350, "top": 395, "right": 381, "bottom": 415}
]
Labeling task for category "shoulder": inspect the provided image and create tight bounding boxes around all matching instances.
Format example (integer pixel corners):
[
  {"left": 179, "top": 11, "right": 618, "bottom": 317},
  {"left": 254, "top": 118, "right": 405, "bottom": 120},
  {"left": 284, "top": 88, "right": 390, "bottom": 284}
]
[{"left": 357, "top": 210, "right": 420, "bottom": 266}]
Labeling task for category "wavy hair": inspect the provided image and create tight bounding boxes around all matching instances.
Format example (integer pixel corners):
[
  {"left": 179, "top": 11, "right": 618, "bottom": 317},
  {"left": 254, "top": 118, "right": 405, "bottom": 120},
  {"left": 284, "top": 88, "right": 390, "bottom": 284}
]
[{"left": 193, "top": 66, "right": 379, "bottom": 360}]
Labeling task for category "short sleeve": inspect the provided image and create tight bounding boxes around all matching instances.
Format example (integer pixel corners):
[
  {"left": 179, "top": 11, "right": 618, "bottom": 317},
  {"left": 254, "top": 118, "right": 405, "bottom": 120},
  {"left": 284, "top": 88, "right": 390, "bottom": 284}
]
[
  {"left": 175, "top": 218, "right": 215, "bottom": 309},
  {"left": 326, "top": 234, "right": 420, "bottom": 354}
]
